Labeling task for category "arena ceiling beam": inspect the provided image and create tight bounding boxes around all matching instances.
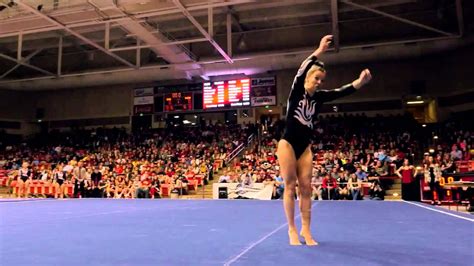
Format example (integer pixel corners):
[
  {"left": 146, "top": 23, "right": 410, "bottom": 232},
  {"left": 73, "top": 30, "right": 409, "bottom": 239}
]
[
  {"left": 456, "top": 0, "right": 464, "bottom": 36},
  {"left": 14, "top": 0, "right": 136, "bottom": 69},
  {"left": 227, "top": 11, "right": 232, "bottom": 58},
  {"left": 0, "top": 50, "right": 55, "bottom": 77},
  {"left": 107, "top": 38, "right": 208, "bottom": 52},
  {"left": 0, "top": 48, "right": 45, "bottom": 79},
  {"left": 57, "top": 36, "right": 62, "bottom": 76},
  {"left": 0, "top": 0, "right": 256, "bottom": 39},
  {"left": 331, "top": 0, "right": 340, "bottom": 52},
  {"left": 341, "top": 0, "right": 455, "bottom": 37},
  {"left": 172, "top": 0, "right": 234, "bottom": 64},
  {"left": 208, "top": 7, "right": 214, "bottom": 38}
]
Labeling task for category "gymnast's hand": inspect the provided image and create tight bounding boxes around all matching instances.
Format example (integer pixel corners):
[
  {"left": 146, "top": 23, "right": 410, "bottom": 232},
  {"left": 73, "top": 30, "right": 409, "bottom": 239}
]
[
  {"left": 352, "top": 69, "right": 372, "bottom": 89},
  {"left": 315, "top": 35, "right": 333, "bottom": 56}
]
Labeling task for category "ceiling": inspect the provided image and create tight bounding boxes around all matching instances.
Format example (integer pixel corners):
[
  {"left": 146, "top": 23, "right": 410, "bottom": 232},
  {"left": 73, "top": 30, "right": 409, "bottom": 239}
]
[{"left": 0, "top": 0, "right": 472, "bottom": 90}]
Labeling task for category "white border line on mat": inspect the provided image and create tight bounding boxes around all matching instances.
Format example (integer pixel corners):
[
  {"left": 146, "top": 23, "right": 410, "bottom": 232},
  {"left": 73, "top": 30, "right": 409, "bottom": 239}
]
[
  {"left": 0, "top": 199, "right": 66, "bottom": 204},
  {"left": 404, "top": 201, "right": 474, "bottom": 222},
  {"left": 223, "top": 202, "right": 320, "bottom": 266}
]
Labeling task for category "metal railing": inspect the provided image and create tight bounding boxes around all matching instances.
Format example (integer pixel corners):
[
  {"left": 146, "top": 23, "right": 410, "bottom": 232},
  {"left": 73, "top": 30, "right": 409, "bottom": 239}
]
[{"left": 225, "top": 134, "right": 254, "bottom": 166}]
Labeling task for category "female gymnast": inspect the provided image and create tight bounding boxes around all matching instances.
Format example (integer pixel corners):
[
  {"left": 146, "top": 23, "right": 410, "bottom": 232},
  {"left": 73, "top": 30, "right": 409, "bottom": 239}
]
[{"left": 276, "top": 35, "right": 372, "bottom": 245}]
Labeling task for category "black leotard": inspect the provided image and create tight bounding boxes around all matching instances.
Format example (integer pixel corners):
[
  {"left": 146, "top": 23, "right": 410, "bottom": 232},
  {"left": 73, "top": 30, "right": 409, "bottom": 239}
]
[
  {"left": 19, "top": 168, "right": 30, "bottom": 183},
  {"left": 282, "top": 55, "right": 357, "bottom": 159}
]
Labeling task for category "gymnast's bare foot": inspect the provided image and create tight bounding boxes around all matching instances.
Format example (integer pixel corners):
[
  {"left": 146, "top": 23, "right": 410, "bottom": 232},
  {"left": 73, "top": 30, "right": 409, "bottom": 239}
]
[
  {"left": 300, "top": 230, "right": 319, "bottom": 246},
  {"left": 288, "top": 229, "right": 302, "bottom": 245}
]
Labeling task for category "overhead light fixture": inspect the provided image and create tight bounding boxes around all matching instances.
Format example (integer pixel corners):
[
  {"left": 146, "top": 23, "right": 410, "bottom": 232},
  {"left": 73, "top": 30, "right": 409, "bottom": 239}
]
[
  {"left": 416, "top": 95, "right": 422, "bottom": 99},
  {"left": 174, "top": 115, "right": 179, "bottom": 119},
  {"left": 429, "top": 149, "right": 435, "bottom": 153},
  {"left": 406, "top": 100, "right": 424, "bottom": 105},
  {"left": 183, "top": 120, "right": 191, "bottom": 124},
  {"left": 433, "top": 136, "right": 438, "bottom": 139},
  {"left": 422, "top": 124, "right": 427, "bottom": 127}
]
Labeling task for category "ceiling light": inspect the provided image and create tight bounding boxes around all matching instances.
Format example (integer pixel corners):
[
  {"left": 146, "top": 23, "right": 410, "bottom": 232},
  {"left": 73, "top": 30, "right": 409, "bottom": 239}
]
[{"left": 406, "top": 100, "right": 424, "bottom": 105}]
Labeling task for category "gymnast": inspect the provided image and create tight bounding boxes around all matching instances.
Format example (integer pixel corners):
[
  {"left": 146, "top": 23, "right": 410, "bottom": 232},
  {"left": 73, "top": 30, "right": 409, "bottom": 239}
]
[{"left": 276, "top": 35, "right": 372, "bottom": 245}]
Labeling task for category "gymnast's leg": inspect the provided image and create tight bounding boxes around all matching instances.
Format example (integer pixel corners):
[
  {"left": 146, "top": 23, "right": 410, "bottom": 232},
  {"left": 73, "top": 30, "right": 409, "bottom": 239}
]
[
  {"left": 297, "top": 146, "right": 318, "bottom": 246},
  {"left": 277, "top": 139, "right": 301, "bottom": 245}
]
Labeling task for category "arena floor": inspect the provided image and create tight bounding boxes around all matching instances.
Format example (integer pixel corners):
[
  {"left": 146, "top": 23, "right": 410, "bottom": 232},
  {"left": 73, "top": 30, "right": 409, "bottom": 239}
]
[{"left": 1, "top": 199, "right": 473, "bottom": 266}]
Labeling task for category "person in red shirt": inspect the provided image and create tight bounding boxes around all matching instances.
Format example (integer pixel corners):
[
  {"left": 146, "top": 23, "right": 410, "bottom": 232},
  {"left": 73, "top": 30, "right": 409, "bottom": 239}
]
[
  {"left": 395, "top": 159, "right": 417, "bottom": 201},
  {"left": 322, "top": 173, "right": 338, "bottom": 200},
  {"left": 135, "top": 177, "right": 151, "bottom": 198},
  {"left": 114, "top": 164, "right": 124, "bottom": 175}
]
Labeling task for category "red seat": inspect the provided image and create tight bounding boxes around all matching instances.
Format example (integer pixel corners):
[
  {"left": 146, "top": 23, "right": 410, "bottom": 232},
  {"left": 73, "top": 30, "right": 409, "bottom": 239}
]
[
  {"left": 44, "top": 185, "right": 56, "bottom": 195},
  {"left": 66, "top": 184, "right": 74, "bottom": 197},
  {"left": 187, "top": 180, "right": 198, "bottom": 192},
  {"left": 161, "top": 184, "right": 170, "bottom": 197}
]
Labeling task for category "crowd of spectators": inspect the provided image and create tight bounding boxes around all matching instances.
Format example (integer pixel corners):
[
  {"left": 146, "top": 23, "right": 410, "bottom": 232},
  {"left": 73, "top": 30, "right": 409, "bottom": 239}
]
[
  {"left": 1, "top": 112, "right": 472, "bottom": 202},
  {"left": 0, "top": 123, "right": 254, "bottom": 198},
  {"left": 219, "top": 113, "right": 473, "bottom": 201}
]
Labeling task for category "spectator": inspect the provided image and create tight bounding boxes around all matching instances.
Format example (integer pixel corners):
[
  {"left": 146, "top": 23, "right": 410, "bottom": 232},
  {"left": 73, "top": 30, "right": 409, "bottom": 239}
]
[
  {"left": 395, "top": 159, "right": 416, "bottom": 201},
  {"left": 311, "top": 170, "right": 322, "bottom": 201},
  {"left": 450, "top": 144, "right": 463, "bottom": 161},
  {"left": 337, "top": 171, "right": 350, "bottom": 200},
  {"left": 136, "top": 177, "right": 151, "bottom": 198},
  {"left": 218, "top": 172, "right": 231, "bottom": 183},
  {"left": 423, "top": 156, "right": 442, "bottom": 205},
  {"left": 322, "top": 173, "right": 337, "bottom": 200},
  {"left": 355, "top": 165, "right": 368, "bottom": 181},
  {"left": 274, "top": 174, "right": 285, "bottom": 199},
  {"left": 348, "top": 173, "right": 362, "bottom": 200},
  {"left": 369, "top": 179, "right": 384, "bottom": 200},
  {"left": 90, "top": 166, "right": 102, "bottom": 197}
]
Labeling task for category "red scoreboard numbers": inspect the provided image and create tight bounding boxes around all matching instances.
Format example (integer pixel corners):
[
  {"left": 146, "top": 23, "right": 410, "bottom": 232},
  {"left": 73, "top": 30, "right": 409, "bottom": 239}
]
[
  {"left": 164, "top": 92, "right": 192, "bottom": 111},
  {"left": 203, "top": 79, "right": 251, "bottom": 109}
]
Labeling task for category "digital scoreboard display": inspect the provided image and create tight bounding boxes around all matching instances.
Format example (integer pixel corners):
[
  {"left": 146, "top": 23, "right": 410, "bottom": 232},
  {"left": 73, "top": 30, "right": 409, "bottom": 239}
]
[
  {"left": 164, "top": 92, "right": 192, "bottom": 112},
  {"left": 203, "top": 79, "right": 251, "bottom": 109}
]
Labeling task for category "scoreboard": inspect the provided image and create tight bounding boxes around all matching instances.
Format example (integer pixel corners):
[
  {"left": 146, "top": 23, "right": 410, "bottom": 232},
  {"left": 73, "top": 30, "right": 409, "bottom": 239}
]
[
  {"left": 203, "top": 79, "right": 251, "bottom": 109},
  {"left": 164, "top": 92, "right": 193, "bottom": 111}
]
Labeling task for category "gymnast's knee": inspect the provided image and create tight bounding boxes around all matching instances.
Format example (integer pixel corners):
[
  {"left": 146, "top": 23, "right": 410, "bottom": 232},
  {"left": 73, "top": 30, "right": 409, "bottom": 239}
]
[
  {"left": 285, "top": 182, "right": 296, "bottom": 195},
  {"left": 298, "top": 185, "right": 312, "bottom": 199}
]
